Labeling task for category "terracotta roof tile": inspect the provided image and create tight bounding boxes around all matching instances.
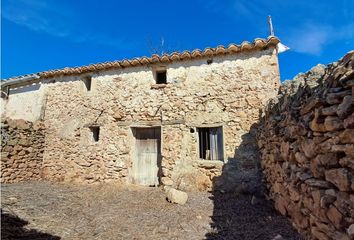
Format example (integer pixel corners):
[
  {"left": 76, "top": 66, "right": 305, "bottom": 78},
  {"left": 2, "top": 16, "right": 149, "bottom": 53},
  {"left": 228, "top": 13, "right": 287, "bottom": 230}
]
[{"left": 2, "top": 36, "right": 280, "bottom": 85}]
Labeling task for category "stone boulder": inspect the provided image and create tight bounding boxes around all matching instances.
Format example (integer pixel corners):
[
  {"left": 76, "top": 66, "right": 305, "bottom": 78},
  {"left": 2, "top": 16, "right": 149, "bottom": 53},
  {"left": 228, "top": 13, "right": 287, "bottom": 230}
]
[
  {"left": 347, "top": 224, "right": 354, "bottom": 236},
  {"left": 325, "top": 168, "right": 352, "bottom": 192},
  {"left": 165, "top": 187, "right": 188, "bottom": 205}
]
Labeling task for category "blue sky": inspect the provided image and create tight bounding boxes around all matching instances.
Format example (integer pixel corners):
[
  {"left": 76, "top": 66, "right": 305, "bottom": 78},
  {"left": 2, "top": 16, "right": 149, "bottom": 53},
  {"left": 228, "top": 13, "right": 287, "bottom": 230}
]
[{"left": 1, "top": 0, "right": 354, "bottom": 81}]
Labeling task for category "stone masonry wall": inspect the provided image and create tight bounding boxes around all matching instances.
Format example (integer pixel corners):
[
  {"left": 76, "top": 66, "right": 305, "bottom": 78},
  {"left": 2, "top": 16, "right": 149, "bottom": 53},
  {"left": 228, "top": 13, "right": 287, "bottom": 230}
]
[
  {"left": 40, "top": 48, "right": 280, "bottom": 190},
  {"left": 257, "top": 51, "right": 354, "bottom": 239},
  {"left": 1, "top": 119, "right": 45, "bottom": 183}
]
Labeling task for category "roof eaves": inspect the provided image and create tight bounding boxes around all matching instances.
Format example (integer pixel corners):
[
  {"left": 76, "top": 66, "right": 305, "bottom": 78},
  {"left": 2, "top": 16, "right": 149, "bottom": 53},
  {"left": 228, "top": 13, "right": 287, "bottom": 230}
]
[
  {"left": 1, "top": 36, "right": 280, "bottom": 88},
  {"left": 1, "top": 74, "right": 40, "bottom": 88}
]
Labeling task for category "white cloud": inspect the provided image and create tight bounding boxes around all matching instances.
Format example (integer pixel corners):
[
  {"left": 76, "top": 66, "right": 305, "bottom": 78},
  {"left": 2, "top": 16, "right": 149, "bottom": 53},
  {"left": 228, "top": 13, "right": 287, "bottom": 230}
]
[
  {"left": 232, "top": 0, "right": 266, "bottom": 19},
  {"left": 284, "top": 23, "right": 354, "bottom": 55},
  {"left": 2, "top": 0, "right": 134, "bottom": 48},
  {"left": 201, "top": 0, "right": 354, "bottom": 56},
  {"left": 2, "top": 0, "right": 72, "bottom": 37},
  {"left": 284, "top": 25, "right": 330, "bottom": 55}
]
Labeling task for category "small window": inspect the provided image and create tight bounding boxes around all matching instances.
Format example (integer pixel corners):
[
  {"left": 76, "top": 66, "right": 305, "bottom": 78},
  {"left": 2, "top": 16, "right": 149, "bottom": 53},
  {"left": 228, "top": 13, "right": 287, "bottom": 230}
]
[
  {"left": 84, "top": 77, "right": 92, "bottom": 91},
  {"left": 197, "top": 127, "right": 224, "bottom": 161},
  {"left": 155, "top": 69, "right": 167, "bottom": 84},
  {"left": 89, "top": 126, "right": 100, "bottom": 142}
]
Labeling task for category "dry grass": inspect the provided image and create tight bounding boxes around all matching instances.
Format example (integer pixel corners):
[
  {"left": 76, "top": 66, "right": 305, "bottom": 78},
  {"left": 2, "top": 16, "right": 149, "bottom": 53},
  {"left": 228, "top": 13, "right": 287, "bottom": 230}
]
[
  {"left": 1, "top": 182, "right": 212, "bottom": 240},
  {"left": 1, "top": 181, "right": 302, "bottom": 240}
]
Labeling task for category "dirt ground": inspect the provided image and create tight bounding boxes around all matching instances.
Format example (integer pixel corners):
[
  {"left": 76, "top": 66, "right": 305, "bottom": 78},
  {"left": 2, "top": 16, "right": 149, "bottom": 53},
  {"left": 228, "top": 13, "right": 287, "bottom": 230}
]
[{"left": 1, "top": 182, "right": 303, "bottom": 240}]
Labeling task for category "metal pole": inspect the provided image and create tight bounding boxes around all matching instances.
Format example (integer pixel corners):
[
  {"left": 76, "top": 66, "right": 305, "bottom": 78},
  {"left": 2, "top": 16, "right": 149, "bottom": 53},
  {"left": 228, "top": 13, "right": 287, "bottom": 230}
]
[{"left": 268, "top": 15, "right": 274, "bottom": 36}]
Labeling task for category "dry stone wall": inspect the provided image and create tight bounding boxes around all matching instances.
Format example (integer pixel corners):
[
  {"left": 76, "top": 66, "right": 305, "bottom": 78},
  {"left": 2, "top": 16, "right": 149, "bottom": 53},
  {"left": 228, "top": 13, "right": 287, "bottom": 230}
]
[
  {"left": 257, "top": 51, "right": 354, "bottom": 239},
  {"left": 1, "top": 119, "right": 45, "bottom": 183},
  {"left": 40, "top": 48, "right": 279, "bottom": 190}
]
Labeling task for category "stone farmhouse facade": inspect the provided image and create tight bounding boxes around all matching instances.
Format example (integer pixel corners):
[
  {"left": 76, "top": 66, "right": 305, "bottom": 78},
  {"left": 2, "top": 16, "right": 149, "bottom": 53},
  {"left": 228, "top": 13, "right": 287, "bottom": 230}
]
[{"left": 1, "top": 36, "right": 281, "bottom": 190}]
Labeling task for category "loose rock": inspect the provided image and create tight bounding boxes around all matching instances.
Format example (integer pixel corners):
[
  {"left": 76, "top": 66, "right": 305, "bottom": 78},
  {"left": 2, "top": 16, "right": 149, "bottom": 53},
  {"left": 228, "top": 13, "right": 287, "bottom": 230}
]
[{"left": 166, "top": 187, "right": 188, "bottom": 205}]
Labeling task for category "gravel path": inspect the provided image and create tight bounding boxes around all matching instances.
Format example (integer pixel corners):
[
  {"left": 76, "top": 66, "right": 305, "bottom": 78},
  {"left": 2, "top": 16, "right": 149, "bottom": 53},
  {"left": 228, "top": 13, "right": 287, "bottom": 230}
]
[{"left": 1, "top": 182, "right": 303, "bottom": 240}]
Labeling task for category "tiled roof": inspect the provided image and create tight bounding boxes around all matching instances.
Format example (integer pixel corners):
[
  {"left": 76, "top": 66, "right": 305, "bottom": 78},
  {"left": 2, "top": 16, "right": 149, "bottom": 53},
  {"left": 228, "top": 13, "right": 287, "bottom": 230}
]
[{"left": 2, "top": 36, "right": 280, "bottom": 87}]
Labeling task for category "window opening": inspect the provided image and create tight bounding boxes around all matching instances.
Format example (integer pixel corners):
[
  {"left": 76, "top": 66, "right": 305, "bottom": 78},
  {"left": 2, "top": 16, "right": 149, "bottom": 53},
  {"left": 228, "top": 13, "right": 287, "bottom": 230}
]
[
  {"left": 89, "top": 126, "right": 100, "bottom": 142},
  {"left": 197, "top": 127, "right": 223, "bottom": 161},
  {"left": 84, "top": 77, "right": 92, "bottom": 91},
  {"left": 155, "top": 69, "right": 167, "bottom": 84}
]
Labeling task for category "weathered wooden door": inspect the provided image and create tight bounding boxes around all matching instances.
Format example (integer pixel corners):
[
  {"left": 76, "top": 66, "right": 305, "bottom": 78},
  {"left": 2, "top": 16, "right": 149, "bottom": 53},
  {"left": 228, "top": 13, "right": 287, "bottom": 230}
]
[{"left": 132, "top": 127, "right": 161, "bottom": 186}]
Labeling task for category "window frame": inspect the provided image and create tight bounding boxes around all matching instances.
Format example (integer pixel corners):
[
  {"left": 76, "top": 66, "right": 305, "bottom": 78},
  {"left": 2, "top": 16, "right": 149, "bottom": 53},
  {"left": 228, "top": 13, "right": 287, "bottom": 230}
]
[{"left": 196, "top": 126, "right": 224, "bottom": 161}]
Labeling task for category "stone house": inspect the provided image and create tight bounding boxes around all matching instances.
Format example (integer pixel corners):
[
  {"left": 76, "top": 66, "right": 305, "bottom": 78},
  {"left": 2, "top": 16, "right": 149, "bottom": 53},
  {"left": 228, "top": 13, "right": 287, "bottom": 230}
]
[{"left": 1, "top": 36, "right": 281, "bottom": 190}]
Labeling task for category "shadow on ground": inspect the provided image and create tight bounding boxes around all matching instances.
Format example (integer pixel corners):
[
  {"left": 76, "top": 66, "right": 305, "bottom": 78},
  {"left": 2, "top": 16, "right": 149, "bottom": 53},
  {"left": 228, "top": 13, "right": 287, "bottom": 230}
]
[
  {"left": 1, "top": 209, "right": 60, "bottom": 240},
  {"left": 205, "top": 124, "right": 304, "bottom": 240}
]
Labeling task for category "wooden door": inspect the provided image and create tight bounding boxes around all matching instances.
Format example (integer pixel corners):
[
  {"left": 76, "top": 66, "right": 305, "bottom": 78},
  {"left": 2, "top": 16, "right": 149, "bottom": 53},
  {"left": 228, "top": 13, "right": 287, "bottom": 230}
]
[{"left": 132, "top": 127, "right": 161, "bottom": 186}]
